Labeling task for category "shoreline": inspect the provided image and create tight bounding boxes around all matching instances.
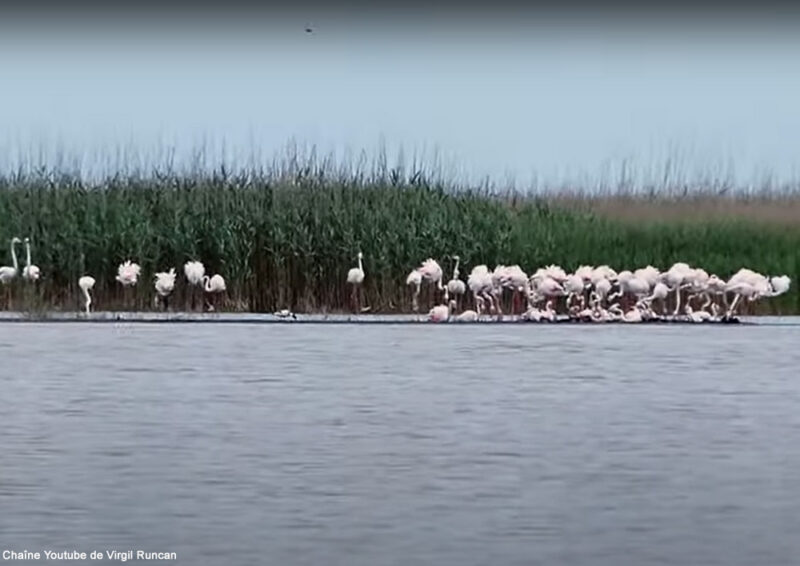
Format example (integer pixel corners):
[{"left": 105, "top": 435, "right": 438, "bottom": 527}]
[{"left": 0, "top": 311, "right": 786, "bottom": 325}]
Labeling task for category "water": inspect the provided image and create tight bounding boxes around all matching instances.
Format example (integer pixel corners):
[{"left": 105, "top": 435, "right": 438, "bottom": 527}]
[{"left": 2, "top": 321, "right": 800, "bottom": 565}]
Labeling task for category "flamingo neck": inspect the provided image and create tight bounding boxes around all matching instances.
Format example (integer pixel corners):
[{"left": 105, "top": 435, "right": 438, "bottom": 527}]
[
  {"left": 25, "top": 241, "right": 32, "bottom": 268},
  {"left": 358, "top": 256, "right": 363, "bottom": 273},
  {"left": 82, "top": 287, "right": 92, "bottom": 312},
  {"left": 10, "top": 240, "right": 19, "bottom": 271}
]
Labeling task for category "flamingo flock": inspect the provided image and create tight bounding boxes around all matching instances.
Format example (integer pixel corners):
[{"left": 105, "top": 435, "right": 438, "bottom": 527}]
[
  {"left": 0, "top": 239, "right": 793, "bottom": 322},
  {"left": 0, "top": 236, "right": 227, "bottom": 314},
  {"left": 403, "top": 258, "right": 792, "bottom": 323}
]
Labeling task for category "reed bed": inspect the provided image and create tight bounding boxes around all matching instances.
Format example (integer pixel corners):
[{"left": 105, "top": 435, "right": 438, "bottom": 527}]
[{"left": 1, "top": 161, "right": 799, "bottom": 315}]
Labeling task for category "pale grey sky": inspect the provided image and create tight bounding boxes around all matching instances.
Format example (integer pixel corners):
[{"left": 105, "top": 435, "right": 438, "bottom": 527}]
[{"left": 1, "top": 15, "right": 799, "bottom": 187}]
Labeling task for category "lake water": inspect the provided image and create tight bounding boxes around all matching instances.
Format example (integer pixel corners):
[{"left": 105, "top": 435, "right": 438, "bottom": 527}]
[{"left": 1, "top": 321, "right": 800, "bottom": 565}]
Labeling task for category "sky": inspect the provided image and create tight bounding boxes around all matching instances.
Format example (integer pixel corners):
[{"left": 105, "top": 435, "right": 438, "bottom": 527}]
[{"left": 1, "top": 6, "right": 800, "bottom": 188}]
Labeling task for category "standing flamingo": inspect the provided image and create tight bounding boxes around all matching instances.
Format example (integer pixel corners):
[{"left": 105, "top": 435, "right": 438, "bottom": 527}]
[
  {"left": 406, "top": 269, "right": 423, "bottom": 312},
  {"left": 346, "top": 251, "right": 366, "bottom": 313},
  {"left": 116, "top": 260, "right": 141, "bottom": 310},
  {"left": 0, "top": 237, "right": 22, "bottom": 309},
  {"left": 183, "top": 260, "right": 206, "bottom": 312},
  {"left": 203, "top": 273, "right": 227, "bottom": 312},
  {"left": 416, "top": 258, "right": 445, "bottom": 310},
  {"left": 154, "top": 268, "right": 177, "bottom": 311},
  {"left": 78, "top": 275, "right": 96, "bottom": 315},
  {"left": 446, "top": 256, "right": 466, "bottom": 311},
  {"left": 467, "top": 264, "right": 495, "bottom": 315},
  {"left": 22, "top": 238, "right": 40, "bottom": 282}
]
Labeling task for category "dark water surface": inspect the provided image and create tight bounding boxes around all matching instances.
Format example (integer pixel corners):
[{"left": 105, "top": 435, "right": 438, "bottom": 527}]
[{"left": 1, "top": 322, "right": 799, "bottom": 565}]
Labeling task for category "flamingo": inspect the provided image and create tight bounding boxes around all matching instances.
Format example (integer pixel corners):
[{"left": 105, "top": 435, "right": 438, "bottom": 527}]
[
  {"left": 591, "top": 305, "right": 614, "bottom": 322},
  {"left": 531, "top": 276, "right": 565, "bottom": 313},
  {"left": 116, "top": 260, "right": 141, "bottom": 286},
  {"left": 467, "top": 264, "right": 495, "bottom": 315},
  {"left": 540, "top": 300, "right": 557, "bottom": 322},
  {"left": 634, "top": 265, "right": 661, "bottom": 289},
  {"left": 499, "top": 265, "right": 528, "bottom": 315},
  {"left": 453, "top": 308, "right": 479, "bottom": 322},
  {"left": 0, "top": 237, "right": 22, "bottom": 309},
  {"left": 22, "top": 238, "right": 40, "bottom": 282},
  {"left": 406, "top": 269, "right": 423, "bottom": 312},
  {"left": 621, "top": 274, "right": 650, "bottom": 306},
  {"left": 622, "top": 306, "right": 644, "bottom": 323},
  {"left": 116, "top": 260, "right": 141, "bottom": 310},
  {"left": 416, "top": 258, "right": 445, "bottom": 309},
  {"left": 684, "top": 304, "right": 711, "bottom": 323},
  {"left": 593, "top": 277, "right": 613, "bottom": 307},
  {"left": 154, "top": 268, "right": 177, "bottom": 311},
  {"left": 703, "top": 274, "right": 728, "bottom": 313},
  {"left": 661, "top": 262, "right": 693, "bottom": 315},
  {"left": 183, "top": 260, "right": 206, "bottom": 312},
  {"left": 563, "top": 274, "right": 585, "bottom": 309},
  {"left": 609, "top": 303, "right": 643, "bottom": 323},
  {"left": 0, "top": 237, "right": 21, "bottom": 283},
  {"left": 522, "top": 306, "right": 543, "bottom": 322},
  {"left": 78, "top": 275, "right": 96, "bottom": 315},
  {"left": 724, "top": 279, "right": 760, "bottom": 319},
  {"left": 641, "top": 281, "right": 670, "bottom": 316},
  {"left": 446, "top": 256, "right": 467, "bottom": 310},
  {"left": 346, "top": 251, "right": 366, "bottom": 313},
  {"left": 202, "top": 273, "right": 227, "bottom": 311},
  {"left": 769, "top": 275, "right": 791, "bottom": 297},
  {"left": 273, "top": 309, "right": 298, "bottom": 320},
  {"left": 428, "top": 302, "right": 450, "bottom": 322}
]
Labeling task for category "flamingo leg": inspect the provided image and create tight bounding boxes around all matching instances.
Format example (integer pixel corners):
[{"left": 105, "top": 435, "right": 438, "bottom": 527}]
[
  {"left": 672, "top": 288, "right": 681, "bottom": 317},
  {"left": 726, "top": 294, "right": 742, "bottom": 319}
]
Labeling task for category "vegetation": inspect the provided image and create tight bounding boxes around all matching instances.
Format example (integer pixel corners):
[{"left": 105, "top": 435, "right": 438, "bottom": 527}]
[{"left": 0, "top": 151, "right": 799, "bottom": 314}]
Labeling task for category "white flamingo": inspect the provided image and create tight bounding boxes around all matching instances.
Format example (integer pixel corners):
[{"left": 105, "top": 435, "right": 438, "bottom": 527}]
[
  {"left": 661, "top": 262, "right": 693, "bottom": 315},
  {"left": 0, "top": 237, "right": 21, "bottom": 284},
  {"left": 116, "top": 260, "right": 141, "bottom": 310},
  {"left": 417, "top": 258, "right": 445, "bottom": 310},
  {"left": 428, "top": 302, "right": 450, "bottom": 323},
  {"left": 467, "top": 264, "right": 496, "bottom": 315},
  {"left": 116, "top": 260, "right": 141, "bottom": 286},
  {"left": 684, "top": 304, "right": 712, "bottom": 322},
  {"left": 273, "top": 309, "right": 298, "bottom": 320},
  {"left": 563, "top": 274, "right": 585, "bottom": 309},
  {"left": 769, "top": 275, "right": 791, "bottom": 297},
  {"left": 640, "top": 281, "right": 670, "bottom": 315},
  {"left": 499, "top": 265, "right": 528, "bottom": 315},
  {"left": 634, "top": 265, "right": 661, "bottom": 289},
  {"left": 446, "top": 256, "right": 466, "bottom": 310},
  {"left": 406, "top": 269, "right": 423, "bottom": 312},
  {"left": 346, "top": 251, "right": 366, "bottom": 313},
  {"left": 0, "top": 237, "right": 22, "bottom": 309},
  {"left": 22, "top": 238, "right": 40, "bottom": 282},
  {"left": 203, "top": 273, "right": 227, "bottom": 311},
  {"left": 154, "top": 268, "right": 177, "bottom": 311},
  {"left": 78, "top": 275, "right": 96, "bottom": 315},
  {"left": 531, "top": 276, "right": 565, "bottom": 312},
  {"left": 724, "top": 279, "right": 760, "bottom": 318},
  {"left": 184, "top": 260, "right": 206, "bottom": 311},
  {"left": 453, "top": 308, "right": 479, "bottom": 322}
]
